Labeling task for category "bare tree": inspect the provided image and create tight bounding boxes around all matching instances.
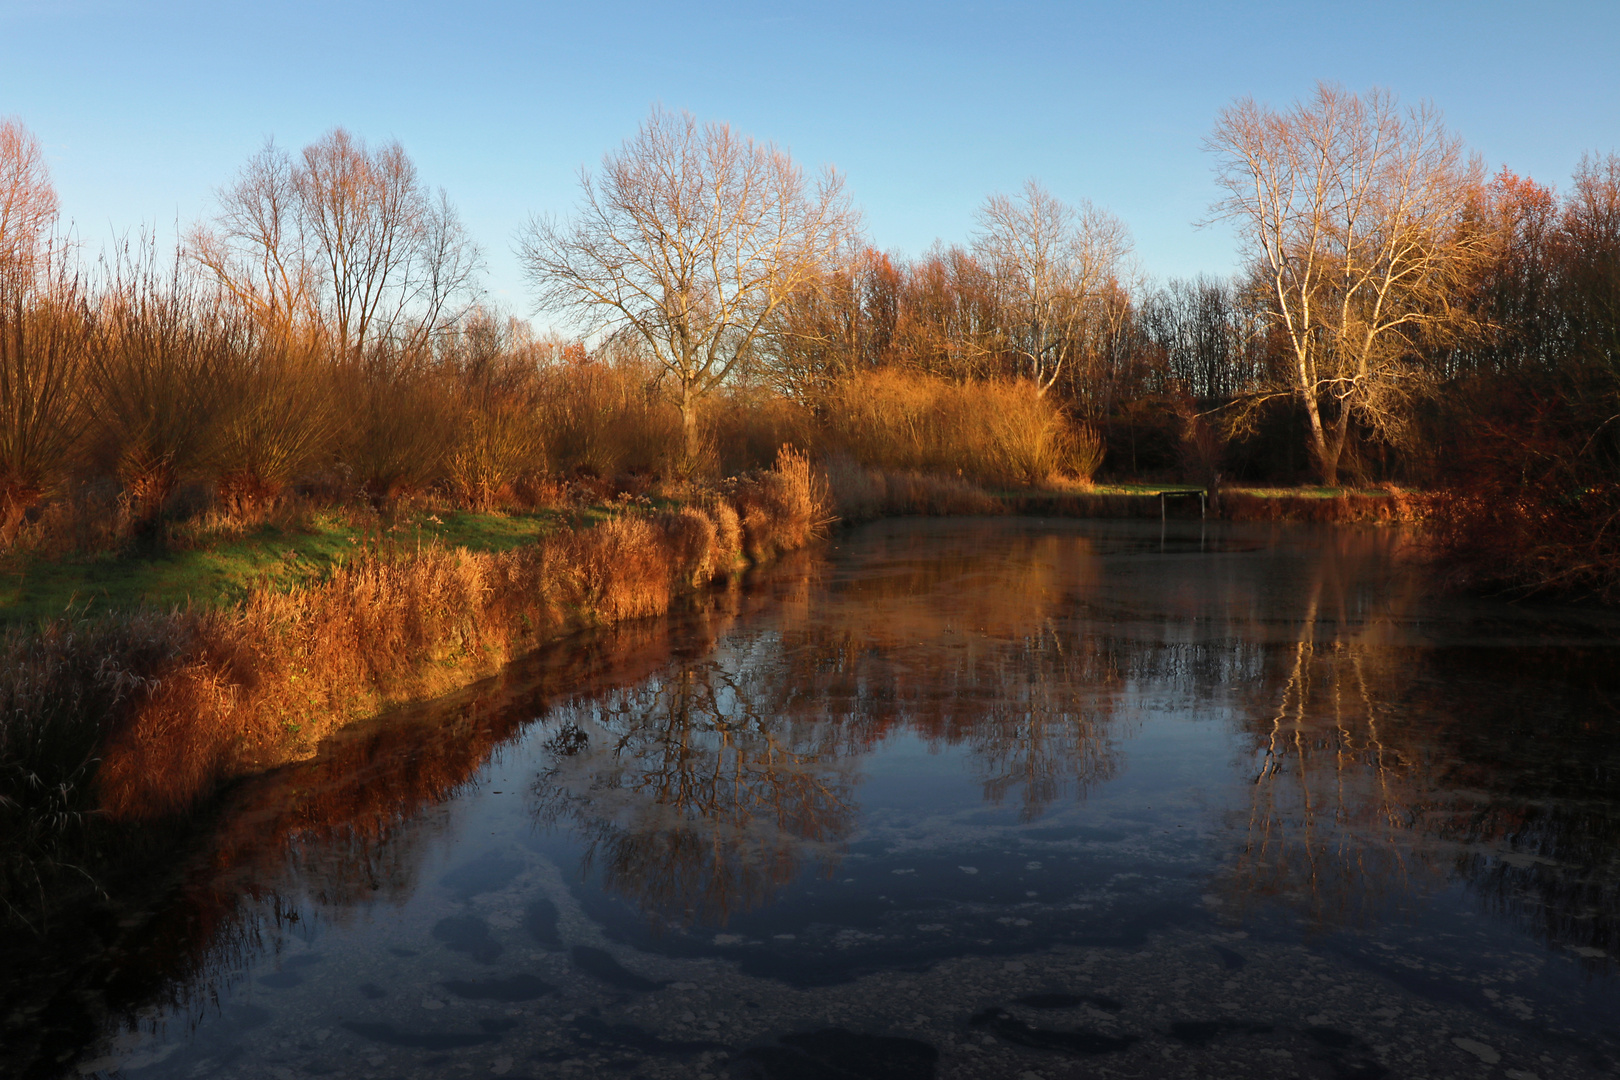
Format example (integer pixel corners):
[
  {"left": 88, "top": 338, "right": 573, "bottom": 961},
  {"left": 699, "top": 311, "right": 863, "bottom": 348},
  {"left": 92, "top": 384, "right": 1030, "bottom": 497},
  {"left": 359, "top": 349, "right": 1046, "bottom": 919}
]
[
  {"left": 518, "top": 107, "right": 857, "bottom": 458},
  {"left": 972, "top": 179, "right": 1133, "bottom": 394},
  {"left": 192, "top": 130, "right": 482, "bottom": 356},
  {"left": 0, "top": 117, "right": 57, "bottom": 287},
  {"left": 188, "top": 140, "right": 314, "bottom": 334},
  {"left": 1207, "top": 83, "right": 1489, "bottom": 484},
  {"left": 0, "top": 119, "right": 74, "bottom": 536}
]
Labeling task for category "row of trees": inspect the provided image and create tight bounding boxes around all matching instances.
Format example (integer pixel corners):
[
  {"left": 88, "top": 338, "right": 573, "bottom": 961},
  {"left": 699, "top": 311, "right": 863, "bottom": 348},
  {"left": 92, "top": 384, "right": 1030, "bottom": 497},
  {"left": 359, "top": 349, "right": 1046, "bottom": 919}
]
[
  {"left": 3, "top": 90, "right": 1618, "bottom": 588},
  {"left": 516, "top": 92, "right": 1593, "bottom": 489}
]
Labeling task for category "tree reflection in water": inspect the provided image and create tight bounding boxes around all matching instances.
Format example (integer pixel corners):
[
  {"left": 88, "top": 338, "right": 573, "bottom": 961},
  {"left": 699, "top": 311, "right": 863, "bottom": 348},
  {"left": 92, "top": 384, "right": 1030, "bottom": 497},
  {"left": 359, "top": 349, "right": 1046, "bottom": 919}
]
[
  {"left": 529, "top": 526, "right": 1127, "bottom": 925},
  {"left": 1221, "top": 546, "right": 1620, "bottom": 967},
  {"left": 13, "top": 521, "right": 1619, "bottom": 1080}
]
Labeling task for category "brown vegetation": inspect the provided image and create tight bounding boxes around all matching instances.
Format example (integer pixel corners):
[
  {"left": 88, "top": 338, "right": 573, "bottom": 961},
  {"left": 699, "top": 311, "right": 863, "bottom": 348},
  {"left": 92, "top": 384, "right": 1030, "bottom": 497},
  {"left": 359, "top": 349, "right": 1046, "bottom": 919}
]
[
  {"left": 817, "top": 368, "right": 1090, "bottom": 486},
  {"left": 0, "top": 451, "right": 828, "bottom": 929},
  {"left": 1008, "top": 487, "right": 1430, "bottom": 524}
]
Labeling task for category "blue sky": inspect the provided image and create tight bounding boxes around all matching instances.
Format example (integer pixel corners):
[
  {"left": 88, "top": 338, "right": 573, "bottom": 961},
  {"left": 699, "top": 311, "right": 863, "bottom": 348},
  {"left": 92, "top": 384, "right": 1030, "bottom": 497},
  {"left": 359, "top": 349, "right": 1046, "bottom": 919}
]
[{"left": 3, "top": 1, "right": 1617, "bottom": 323}]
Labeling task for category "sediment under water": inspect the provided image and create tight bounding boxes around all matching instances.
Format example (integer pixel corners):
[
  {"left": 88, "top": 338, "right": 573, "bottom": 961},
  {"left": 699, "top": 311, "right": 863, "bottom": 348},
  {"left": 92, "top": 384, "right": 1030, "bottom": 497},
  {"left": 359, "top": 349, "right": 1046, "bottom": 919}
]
[{"left": 10, "top": 518, "right": 1620, "bottom": 1079}]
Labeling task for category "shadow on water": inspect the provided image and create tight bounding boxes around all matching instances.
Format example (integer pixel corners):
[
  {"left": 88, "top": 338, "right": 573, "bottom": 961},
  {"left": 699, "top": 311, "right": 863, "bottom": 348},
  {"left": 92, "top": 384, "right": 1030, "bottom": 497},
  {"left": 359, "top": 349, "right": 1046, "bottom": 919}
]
[{"left": 5, "top": 519, "right": 1620, "bottom": 1079}]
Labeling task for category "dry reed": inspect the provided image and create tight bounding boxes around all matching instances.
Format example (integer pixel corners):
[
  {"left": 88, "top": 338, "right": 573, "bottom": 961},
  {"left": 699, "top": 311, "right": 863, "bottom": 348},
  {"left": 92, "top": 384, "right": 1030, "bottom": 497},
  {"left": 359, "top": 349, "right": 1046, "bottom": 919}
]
[{"left": 819, "top": 369, "right": 1086, "bottom": 486}]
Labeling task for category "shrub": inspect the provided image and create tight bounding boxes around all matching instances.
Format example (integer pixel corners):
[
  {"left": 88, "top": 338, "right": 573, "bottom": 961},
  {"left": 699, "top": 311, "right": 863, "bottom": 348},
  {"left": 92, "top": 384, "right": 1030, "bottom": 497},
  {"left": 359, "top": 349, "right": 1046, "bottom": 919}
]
[
  {"left": 84, "top": 252, "right": 230, "bottom": 520},
  {"left": 819, "top": 369, "right": 1077, "bottom": 486},
  {"left": 210, "top": 333, "right": 337, "bottom": 514},
  {"left": 536, "top": 358, "right": 683, "bottom": 480},
  {"left": 0, "top": 261, "right": 88, "bottom": 543}
]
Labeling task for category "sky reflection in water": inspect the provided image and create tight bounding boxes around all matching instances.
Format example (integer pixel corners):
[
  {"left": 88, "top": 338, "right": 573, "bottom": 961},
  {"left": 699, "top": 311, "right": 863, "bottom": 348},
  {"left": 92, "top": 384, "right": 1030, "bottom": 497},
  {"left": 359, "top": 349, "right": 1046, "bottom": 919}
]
[{"left": 42, "top": 519, "right": 1620, "bottom": 1079}]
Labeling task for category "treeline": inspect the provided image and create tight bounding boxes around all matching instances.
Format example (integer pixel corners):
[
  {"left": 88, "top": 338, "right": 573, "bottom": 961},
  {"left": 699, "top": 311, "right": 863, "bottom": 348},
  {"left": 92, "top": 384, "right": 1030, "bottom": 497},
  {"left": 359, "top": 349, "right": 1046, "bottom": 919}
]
[
  {"left": 0, "top": 123, "right": 1099, "bottom": 557},
  {"left": 2, "top": 96, "right": 1619, "bottom": 597}
]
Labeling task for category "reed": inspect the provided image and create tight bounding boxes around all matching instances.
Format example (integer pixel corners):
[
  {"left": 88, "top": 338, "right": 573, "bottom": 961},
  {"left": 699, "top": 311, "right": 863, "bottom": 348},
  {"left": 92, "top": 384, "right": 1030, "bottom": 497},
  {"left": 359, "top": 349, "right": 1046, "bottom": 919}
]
[
  {"left": 818, "top": 369, "right": 1085, "bottom": 486},
  {"left": 823, "top": 453, "right": 1002, "bottom": 521}
]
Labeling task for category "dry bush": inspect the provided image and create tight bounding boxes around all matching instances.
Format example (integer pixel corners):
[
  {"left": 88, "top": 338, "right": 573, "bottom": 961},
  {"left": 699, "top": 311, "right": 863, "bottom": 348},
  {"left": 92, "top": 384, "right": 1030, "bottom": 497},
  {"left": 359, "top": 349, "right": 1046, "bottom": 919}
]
[
  {"left": 536, "top": 359, "right": 683, "bottom": 480},
  {"left": 1220, "top": 491, "right": 1428, "bottom": 525},
  {"left": 85, "top": 251, "right": 233, "bottom": 520},
  {"left": 0, "top": 259, "right": 89, "bottom": 544},
  {"left": 823, "top": 452, "right": 1001, "bottom": 520},
  {"left": 702, "top": 389, "right": 815, "bottom": 475},
  {"left": 338, "top": 358, "right": 457, "bottom": 502},
  {"left": 822, "top": 454, "right": 886, "bottom": 521},
  {"left": 705, "top": 497, "right": 743, "bottom": 571},
  {"left": 447, "top": 401, "right": 546, "bottom": 509},
  {"left": 729, "top": 446, "right": 830, "bottom": 561},
  {"left": 209, "top": 333, "right": 337, "bottom": 514},
  {"left": 880, "top": 471, "right": 1003, "bottom": 516},
  {"left": 1069, "top": 421, "right": 1105, "bottom": 484},
  {"left": 819, "top": 369, "right": 1076, "bottom": 486}
]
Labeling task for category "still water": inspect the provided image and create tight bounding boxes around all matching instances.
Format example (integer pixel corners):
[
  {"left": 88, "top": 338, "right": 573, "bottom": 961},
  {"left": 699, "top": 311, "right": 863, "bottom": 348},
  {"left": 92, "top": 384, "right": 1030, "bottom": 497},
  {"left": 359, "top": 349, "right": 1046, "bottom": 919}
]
[{"left": 29, "top": 519, "right": 1620, "bottom": 1078}]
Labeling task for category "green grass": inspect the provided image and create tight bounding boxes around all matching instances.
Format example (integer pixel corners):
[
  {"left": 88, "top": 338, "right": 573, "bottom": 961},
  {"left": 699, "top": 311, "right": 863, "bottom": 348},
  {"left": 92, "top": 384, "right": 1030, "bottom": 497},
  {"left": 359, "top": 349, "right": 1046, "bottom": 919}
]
[{"left": 0, "top": 506, "right": 620, "bottom": 626}]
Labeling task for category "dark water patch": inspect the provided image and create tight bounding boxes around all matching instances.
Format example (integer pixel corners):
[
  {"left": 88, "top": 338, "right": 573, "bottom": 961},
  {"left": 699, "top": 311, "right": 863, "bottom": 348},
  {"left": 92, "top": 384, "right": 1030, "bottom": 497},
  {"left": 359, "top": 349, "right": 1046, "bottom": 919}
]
[
  {"left": 431, "top": 915, "right": 502, "bottom": 963},
  {"left": 583, "top": 847, "right": 1203, "bottom": 986},
  {"left": 440, "top": 974, "right": 555, "bottom": 1001},
  {"left": 570, "top": 945, "right": 666, "bottom": 990},
  {"left": 1212, "top": 944, "right": 1247, "bottom": 970},
  {"left": 356, "top": 982, "right": 387, "bottom": 999},
  {"left": 740, "top": 1029, "right": 938, "bottom": 1080},
  {"left": 1326, "top": 1063, "right": 1390, "bottom": 1080},
  {"left": 440, "top": 853, "right": 523, "bottom": 899},
  {"left": 524, "top": 898, "right": 561, "bottom": 948},
  {"left": 571, "top": 1014, "right": 723, "bottom": 1055},
  {"left": 1015, "top": 992, "right": 1123, "bottom": 1012},
  {"left": 387, "top": 947, "right": 419, "bottom": 958},
  {"left": 1168, "top": 1019, "right": 1273, "bottom": 1047},
  {"left": 339, "top": 1021, "right": 500, "bottom": 1050},
  {"left": 222, "top": 1003, "right": 273, "bottom": 1031},
  {"left": 968, "top": 1007, "right": 1137, "bottom": 1055},
  {"left": 257, "top": 971, "right": 303, "bottom": 989},
  {"left": 1306, "top": 1026, "right": 1362, "bottom": 1050}
]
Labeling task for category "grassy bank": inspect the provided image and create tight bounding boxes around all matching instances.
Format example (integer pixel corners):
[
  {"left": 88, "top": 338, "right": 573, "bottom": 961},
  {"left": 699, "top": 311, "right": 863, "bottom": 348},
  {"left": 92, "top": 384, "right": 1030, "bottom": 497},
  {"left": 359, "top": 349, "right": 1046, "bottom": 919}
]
[
  {"left": 0, "top": 450, "right": 822, "bottom": 928},
  {"left": 0, "top": 504, "right": 622, "bottom": 625},
  {"left": 0, "top": 456, "right": 1441, "bottom": 931}
]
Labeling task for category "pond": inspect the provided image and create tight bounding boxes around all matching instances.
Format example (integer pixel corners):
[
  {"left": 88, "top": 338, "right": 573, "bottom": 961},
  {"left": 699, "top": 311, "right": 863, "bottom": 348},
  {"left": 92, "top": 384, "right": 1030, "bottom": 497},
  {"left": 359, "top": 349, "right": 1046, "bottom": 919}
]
[{"left": 17, "top": 518, "right": 1620, "bottom": 1079}]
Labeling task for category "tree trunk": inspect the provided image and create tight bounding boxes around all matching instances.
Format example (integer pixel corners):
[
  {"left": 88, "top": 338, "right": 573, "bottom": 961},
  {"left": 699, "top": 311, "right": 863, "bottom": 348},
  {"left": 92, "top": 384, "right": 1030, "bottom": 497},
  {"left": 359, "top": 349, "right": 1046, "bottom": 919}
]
[
  {"left": 679, "top": 383, "right": 701, "bottom": 472},
  {"left": 1300, "top": 387, "right": 1340, "bottom": 486}
]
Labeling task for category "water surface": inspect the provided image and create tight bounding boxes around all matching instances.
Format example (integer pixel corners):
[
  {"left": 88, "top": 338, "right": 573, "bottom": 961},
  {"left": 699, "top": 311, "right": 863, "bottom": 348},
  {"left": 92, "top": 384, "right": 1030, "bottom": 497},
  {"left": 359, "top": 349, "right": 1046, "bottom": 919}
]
[{"left": 19, "top": 518, "right": 1620, "bottom": 1079}]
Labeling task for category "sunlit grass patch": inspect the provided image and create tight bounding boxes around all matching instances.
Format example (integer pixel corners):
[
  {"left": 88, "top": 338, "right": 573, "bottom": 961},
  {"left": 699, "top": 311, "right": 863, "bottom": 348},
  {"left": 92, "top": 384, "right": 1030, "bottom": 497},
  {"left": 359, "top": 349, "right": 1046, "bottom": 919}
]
[{"left": 0, "top": 506, "right": 608, "bottom": 625}]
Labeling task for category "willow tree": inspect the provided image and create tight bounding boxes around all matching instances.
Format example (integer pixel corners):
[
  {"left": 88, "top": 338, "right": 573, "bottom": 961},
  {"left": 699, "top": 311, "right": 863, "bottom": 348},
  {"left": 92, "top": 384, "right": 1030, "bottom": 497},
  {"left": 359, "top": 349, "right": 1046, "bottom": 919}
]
[
  {"left": 518, "top": 107, "right": 856, "bottom": 461},
  {"left": 1207, "top": 83, "right": 1489, "bottom": 484}
]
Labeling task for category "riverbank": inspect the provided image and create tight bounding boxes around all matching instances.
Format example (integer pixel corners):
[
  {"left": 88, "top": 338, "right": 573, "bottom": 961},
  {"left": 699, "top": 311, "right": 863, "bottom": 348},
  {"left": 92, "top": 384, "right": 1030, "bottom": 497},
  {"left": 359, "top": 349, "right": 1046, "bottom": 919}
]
[
  {"left": 1005, "top": 483, "right": 1432, "bottom": 524},
  {"left": 0, "top": 465, "right": 1436, "bottom": 933},
  {"left": 0, "top": 452, "right": 826, "bottom": 930}
]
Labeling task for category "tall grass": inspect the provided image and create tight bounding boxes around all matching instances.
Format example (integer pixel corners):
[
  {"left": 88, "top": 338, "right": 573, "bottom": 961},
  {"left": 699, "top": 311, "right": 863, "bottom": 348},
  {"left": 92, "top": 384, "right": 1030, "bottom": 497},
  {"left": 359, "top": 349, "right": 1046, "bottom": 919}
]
[
  {"left": 535, "top": 357, "right": 683, "bottom": 482},
  {"left": 818, "top": 368, "right": 1091, "bottom": 486},
  {"left": 822, "top": 453, "right": 1001, "bottom": 521}
]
